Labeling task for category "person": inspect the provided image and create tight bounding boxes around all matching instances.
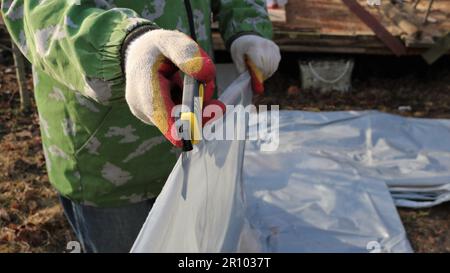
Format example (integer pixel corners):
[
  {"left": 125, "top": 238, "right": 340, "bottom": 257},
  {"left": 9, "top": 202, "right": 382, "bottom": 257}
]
[{"left": 1, "top": 0, "right": 281, "bottom": 252}]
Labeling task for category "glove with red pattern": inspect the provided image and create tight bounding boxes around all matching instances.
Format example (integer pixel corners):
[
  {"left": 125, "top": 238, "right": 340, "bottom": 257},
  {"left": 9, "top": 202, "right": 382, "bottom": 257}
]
[
  {"left": 230, "top": 35, "right": 281, "bottom": 94},
  {"left": 125, "top": 29, "right": 221, "bottom": 147}
]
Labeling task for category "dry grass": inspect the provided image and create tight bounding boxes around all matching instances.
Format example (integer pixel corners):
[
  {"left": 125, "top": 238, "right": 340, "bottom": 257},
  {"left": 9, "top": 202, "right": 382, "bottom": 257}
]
[{"left": 0, "top": 64, "right": 75, "bottom": 253}]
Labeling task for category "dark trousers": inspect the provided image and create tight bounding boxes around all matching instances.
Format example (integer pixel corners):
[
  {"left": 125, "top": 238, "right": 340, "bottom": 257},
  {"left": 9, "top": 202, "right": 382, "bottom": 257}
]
[{"left": 60, "top": 195, "right": 155, "bottom": 253}]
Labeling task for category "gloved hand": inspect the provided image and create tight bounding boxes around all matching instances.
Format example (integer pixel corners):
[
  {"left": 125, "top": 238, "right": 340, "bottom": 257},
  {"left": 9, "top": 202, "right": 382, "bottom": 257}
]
[
  {"left": 230, "top": 35, "right": 281, "bottom": 94},
  {"left": 125, "top": 29, "right": 222, "bottom": 147}
]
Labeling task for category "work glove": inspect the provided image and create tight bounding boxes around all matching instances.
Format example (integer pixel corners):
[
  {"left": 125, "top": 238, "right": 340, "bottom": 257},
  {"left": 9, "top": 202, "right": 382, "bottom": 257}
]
[
  {"left": 230, "top": 35, "right": 281, "bottom": 94},
  {"left": 125, "top": 29, "right": 223, "bottom": 147}
]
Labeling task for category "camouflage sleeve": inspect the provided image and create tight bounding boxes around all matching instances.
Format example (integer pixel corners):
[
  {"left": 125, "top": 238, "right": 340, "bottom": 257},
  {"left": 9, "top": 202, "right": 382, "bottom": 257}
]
[
  {"left": 1, "top": 0, "right": 158, "bottom": 104},
  {"left": 212, "top": 0, "right": 273, "bottom": 49}
]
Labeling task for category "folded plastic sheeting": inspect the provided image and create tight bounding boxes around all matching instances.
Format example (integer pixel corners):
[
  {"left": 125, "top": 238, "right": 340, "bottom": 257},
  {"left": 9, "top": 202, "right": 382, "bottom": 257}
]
[
  {"left": 131, "top": 74, "right": 416, "bottom": 253},
  {"left": 249, "top": 111, "right": 450, "bottom": 209}
]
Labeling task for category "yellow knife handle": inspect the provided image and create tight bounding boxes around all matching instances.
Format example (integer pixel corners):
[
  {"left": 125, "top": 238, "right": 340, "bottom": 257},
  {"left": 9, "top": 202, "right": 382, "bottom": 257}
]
[{"left": 180, "top": 77, "right": 204, "bottom": 151}]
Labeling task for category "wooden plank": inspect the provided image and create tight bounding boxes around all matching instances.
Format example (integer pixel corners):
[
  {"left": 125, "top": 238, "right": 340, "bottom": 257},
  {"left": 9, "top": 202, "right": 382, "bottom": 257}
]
[
  {"left": 422, "top": 32, "right": 450, "bottom": 63},
  {"left": 342, "top": 0, "right": 407, "bottom": 56},
  {"left": 277, "top": 0, "right": 404, "bottom": 36},
  {"left": 384, "top": 1, "right": 448, "bottom": 47},
  {"left": 272, "top": 0, "right": 450, "bottom": 51},
  {"left": 413, "top": 0, "right": 450, "bottom": 38},
  {"left": 1, "top": 0, "right": 448, "bottom": 56},
  {"left": 380, "top": 2, "right": 421, "bottom": 37},
  {"left": 268, "top": 6, "right": 287, "bottom": 23},
  {"left": 212, "top": 32, "right": 430, "bottom": 55}
]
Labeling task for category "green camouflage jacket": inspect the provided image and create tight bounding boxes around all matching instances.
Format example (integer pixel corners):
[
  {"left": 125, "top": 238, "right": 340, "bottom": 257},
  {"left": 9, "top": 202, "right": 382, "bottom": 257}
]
[{"left": 1, "top": 0, "right": 272, "bottom": 207}]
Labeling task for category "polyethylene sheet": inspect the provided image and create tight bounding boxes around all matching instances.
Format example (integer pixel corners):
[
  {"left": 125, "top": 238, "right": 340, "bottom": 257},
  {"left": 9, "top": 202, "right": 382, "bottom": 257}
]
[
  {"left": 131, "top": 74, "right": 422, "bottom": 253},
  {"left": 250, "top": 110, "right": 450, "bottom": 209}
]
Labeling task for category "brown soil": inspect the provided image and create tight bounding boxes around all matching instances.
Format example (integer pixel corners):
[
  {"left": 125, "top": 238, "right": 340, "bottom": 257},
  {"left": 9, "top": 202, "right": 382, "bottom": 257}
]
[{"left": 0, "top": 61, "right": 76, "bottom": 253}]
